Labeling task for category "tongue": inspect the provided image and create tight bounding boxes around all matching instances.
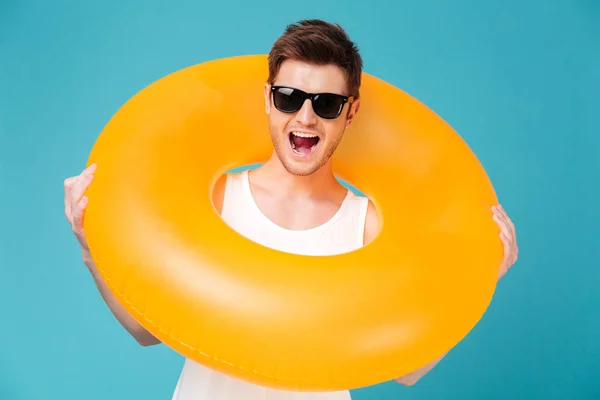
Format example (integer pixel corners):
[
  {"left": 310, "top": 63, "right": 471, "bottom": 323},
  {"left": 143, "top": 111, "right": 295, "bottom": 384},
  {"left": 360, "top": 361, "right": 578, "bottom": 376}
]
[{"left": 292, "top": 136, "right": 318, "bottom": 150}]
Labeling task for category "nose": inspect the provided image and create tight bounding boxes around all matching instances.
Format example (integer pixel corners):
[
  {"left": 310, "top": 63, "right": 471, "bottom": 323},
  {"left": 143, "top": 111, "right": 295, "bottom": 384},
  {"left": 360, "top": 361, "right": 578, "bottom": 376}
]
[{"left": 295, "top": 99, "right": 318, "bottom": 125}]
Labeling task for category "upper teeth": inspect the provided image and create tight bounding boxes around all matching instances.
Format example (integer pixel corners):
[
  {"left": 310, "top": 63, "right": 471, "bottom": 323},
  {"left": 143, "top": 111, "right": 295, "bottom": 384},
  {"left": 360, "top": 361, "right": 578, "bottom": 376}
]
[{"left": 292, "top": 132, "right": 318, "bottom": 138}]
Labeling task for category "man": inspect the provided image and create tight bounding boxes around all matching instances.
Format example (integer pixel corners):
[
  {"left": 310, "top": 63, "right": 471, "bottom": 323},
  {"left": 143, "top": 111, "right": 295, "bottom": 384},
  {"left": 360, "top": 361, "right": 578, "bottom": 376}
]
[{"left": 63, "top": 19, "right": 518, "bottom": 399}]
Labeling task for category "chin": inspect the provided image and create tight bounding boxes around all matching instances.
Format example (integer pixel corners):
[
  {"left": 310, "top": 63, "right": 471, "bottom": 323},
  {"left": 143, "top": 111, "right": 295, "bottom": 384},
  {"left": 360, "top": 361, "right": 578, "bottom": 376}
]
[
  {"left": 277, "top": 149, "right": 327, "bottom": 176},
  {"left": 282, "top": 161, "right": 322, "bottom": 176}
]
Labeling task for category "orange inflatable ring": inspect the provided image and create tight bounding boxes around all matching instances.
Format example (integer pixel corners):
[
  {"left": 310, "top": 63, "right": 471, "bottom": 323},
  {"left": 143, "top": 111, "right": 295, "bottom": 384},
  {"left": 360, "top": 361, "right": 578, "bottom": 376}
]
[{"left": 83, "top": 54, "right": 503, "bottom": 391}]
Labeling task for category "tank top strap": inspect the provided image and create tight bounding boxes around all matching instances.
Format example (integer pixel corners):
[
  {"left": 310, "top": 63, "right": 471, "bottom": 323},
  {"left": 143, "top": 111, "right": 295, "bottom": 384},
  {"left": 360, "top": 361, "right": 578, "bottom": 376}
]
[{"left": 342, "top": 189, "right": 370, "bottom": 246}]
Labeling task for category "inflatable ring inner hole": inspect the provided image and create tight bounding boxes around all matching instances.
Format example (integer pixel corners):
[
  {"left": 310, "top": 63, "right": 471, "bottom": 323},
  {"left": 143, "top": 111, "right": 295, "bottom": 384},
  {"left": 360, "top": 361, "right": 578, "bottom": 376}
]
[{"left": 210, "top": 162, "right": 378, "bottom": 257}]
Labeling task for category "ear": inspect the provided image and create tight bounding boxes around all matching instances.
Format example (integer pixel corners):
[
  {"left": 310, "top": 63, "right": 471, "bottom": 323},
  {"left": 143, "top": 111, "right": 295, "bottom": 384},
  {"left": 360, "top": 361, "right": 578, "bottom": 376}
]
[
  {"left": 345, "top": 98, "right": 360, "bottom": 127},
  {"left": 264, "top": 83, "right": 271, "bottom": 115}
]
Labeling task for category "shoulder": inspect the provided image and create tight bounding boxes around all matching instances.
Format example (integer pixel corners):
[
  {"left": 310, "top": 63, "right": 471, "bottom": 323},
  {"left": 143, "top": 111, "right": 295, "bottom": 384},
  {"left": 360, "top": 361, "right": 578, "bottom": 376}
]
[{"left": 363, "top": 199, "right": 379, "bottom": 246}]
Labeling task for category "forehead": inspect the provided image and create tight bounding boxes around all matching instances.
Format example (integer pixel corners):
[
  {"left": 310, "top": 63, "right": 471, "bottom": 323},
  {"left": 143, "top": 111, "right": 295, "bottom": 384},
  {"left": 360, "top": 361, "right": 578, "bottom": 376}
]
[{"left": 273, "top": 59, "right": 349, "bottom": 95}]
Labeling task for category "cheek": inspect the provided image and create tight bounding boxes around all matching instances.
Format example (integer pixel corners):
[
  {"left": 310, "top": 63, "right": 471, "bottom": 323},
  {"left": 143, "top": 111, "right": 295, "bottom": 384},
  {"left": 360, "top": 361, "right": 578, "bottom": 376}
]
[
  {"left": 324, "top": 120, "right": 346, "bottom": 141},
  {"left": 268, "top": 113, "right": 290, "bottom": 136}
]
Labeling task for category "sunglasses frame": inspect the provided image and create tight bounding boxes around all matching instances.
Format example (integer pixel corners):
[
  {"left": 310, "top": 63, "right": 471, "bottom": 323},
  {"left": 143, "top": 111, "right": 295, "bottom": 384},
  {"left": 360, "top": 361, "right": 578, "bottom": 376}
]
[{"left": 270, "top": 85, "right": 355, "bottom": 120}]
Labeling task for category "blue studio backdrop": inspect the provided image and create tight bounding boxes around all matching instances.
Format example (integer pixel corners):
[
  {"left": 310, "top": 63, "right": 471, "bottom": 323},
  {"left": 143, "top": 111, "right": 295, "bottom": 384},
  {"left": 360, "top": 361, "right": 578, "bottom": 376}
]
[{"left": 1, "top": 0, "right": 598, "bottom": 399}]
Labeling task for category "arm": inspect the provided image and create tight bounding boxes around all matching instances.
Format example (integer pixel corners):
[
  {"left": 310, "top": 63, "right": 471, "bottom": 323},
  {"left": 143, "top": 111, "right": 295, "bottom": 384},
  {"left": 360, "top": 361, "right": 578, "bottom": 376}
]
[
  {"left": 363, "top": 201, "right": 518, "bottom": 386},
  {"left": 64, "top": 164, "right": 160, "bottom": 346},
  {"left": 393, "top": 353, "right": 447, "bottom": 386},
  {"left": 65, "top": 170, "right": 230, "bottom": 346},
  {"left": 84, "top": 253, "right": 161, "bottom": 346}
]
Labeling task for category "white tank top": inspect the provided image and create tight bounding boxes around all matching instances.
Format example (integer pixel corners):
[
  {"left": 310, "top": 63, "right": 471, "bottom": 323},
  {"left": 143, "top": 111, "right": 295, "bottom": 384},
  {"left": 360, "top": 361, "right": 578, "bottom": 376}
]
[{"left": 171, "top": 170, "right": 369, "bottom": 400}]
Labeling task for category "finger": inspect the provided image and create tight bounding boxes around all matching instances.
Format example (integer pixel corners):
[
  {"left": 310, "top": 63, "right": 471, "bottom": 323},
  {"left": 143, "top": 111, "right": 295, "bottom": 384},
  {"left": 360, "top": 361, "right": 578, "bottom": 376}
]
[
  {"left": 85, "top": 163, "right": 97, "bottom": 172},
  {"left": 64, "top": 176, "right": 78, "bottom": 211},
  {"left": 70, "top": 171, "right": 94, "bottom": 208},
  {"left": 499, "top": 223, "right": 518, "bottom": 266},
  {"left": 65, "top": 165, "right": 96, "bottom": 223},
  {"left": 494, "top": 206, "right": 515, "bottom": 242},
  {"left": 65, "top": 164, "right": 96, "bottom": 194},
  {"left": 498, "top": 204, "right": 516, "bottom": 239},
  {"left": 64, "top": 164, "right": 94, "bottom": 206},
  {"left": 64, "top": 176, "right": 77, "bottom": 191},
  {"left": 85, "top": 163, "right": 97, "bottom": 174},
  {"left": 72, "top": 196, "right": 88, "bottom": 234},
  {"left": 81, "top": 164, "right": 97, "bottom": 179},
  {"left": 499, "top": 232, "right": 511, "bottom": 264},
  {"left": 68, "top": 175, "right": 92, "bottom": 228},
  {"left": 493, "top": 213, "right": 512, "bottom": 242},
  {"left": 499, "top": 231, "right": 510, "bottom": 249},
  {"left": 500, "top": 232, "right": 519, "bottom": 268}
]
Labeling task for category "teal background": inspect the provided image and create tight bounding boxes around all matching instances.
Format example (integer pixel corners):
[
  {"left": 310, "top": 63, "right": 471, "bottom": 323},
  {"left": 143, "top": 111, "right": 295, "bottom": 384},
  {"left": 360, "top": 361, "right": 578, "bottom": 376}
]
[{"left": 1, "top": 0, "right": 598, "bottom": 399}]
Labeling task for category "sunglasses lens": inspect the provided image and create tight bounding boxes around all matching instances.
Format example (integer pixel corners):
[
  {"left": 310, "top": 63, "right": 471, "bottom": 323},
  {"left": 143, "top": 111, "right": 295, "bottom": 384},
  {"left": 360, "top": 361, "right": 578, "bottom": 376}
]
[
  {"left": 313, "top": 94, "right": 345, "bottom": 119},
  {"left": 273, "top": 87, "right": 304, "bottom": 113}
]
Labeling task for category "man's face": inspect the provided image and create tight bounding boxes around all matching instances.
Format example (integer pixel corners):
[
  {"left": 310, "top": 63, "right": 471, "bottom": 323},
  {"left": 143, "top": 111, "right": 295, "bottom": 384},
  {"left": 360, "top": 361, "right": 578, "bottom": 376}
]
[{"left": 264, "top": 59, "right": 360, "bottom": 176}]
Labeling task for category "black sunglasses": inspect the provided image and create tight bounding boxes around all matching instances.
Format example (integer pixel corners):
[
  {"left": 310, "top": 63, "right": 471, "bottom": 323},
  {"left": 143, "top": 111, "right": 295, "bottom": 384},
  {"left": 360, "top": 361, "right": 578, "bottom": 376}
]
[{"left": 270, "top": 86, "right": 355, "bottom": 120}]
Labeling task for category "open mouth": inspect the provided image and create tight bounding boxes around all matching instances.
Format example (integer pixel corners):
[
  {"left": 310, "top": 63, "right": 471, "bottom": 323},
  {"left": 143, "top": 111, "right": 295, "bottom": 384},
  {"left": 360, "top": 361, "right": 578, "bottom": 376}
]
[{"left": 289, "top": 131, "right": 320, "bottom": 156}]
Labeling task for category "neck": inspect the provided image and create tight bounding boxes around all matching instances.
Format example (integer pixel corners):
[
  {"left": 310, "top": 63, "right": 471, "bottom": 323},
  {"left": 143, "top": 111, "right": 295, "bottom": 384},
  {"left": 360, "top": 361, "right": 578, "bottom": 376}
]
[{"left": 254, "top": 151, "right": 340, "bottom": 198}]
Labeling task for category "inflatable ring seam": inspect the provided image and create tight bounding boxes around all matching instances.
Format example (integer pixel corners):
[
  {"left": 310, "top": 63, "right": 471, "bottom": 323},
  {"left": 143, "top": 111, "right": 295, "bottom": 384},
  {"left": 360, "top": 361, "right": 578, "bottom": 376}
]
[{"left": 100, "top": 271, "right": 270, "bottom": 375}]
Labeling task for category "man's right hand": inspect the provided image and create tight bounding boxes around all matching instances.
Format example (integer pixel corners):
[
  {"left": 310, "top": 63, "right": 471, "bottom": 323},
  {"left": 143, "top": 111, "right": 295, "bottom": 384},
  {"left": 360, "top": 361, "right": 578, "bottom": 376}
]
[
  {"left": 64, "top": 163, "right": 96, "bottom": 265},
  {"left": 63, "top": 162, "right": 161, "bottom": 346}
]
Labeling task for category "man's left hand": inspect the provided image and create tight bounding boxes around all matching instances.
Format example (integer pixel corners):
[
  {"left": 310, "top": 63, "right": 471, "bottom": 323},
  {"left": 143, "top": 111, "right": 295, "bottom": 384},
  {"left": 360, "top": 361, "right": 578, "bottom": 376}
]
[
  {"left": 394, "top": 204, "right": 519, "bottom": 386},
  {"left": 492, "top": 204, "right": 519, "bottom": 280}
]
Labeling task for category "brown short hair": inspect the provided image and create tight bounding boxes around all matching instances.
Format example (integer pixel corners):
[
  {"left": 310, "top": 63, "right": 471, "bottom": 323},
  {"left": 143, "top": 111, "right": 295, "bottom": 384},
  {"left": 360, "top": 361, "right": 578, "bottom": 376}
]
[{"left": 267, "top": 19, "right": 363, "bottom": 97}]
